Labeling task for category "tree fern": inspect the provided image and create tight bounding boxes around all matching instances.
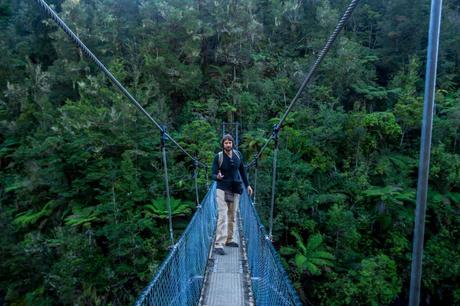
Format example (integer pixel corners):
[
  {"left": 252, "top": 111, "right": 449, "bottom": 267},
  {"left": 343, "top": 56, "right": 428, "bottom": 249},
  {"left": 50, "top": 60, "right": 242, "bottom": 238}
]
[
  {"left": 144, "top": 198, "right": 193, "bottom": 219},
  {"left": 14, "top": 201, "right": 55, "bottom": 228},
  {"left": 291, "top": 231, "right": 335, "bottom": 276},
  {"left": 64, "top": 206, "right": 100, "bottom": 227}
]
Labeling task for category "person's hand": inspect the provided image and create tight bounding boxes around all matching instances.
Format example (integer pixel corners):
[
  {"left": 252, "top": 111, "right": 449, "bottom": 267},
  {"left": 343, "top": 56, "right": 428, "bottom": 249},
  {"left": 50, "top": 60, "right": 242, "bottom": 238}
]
[
  {"left": 217, "top": 171, "right": 224, "bottom": 180},
  {"left": 248, "top": 185, "right": 253, "bottom": 196}
]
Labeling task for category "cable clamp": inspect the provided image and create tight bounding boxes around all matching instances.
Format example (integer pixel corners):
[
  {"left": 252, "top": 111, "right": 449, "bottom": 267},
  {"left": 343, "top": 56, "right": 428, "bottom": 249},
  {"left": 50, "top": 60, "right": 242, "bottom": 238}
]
[
  {"left": 253, "top": 154, "right": 259, "bottom": 168},
  {"left": 272, "top": 124, "right": 281, "bottom": 140}
]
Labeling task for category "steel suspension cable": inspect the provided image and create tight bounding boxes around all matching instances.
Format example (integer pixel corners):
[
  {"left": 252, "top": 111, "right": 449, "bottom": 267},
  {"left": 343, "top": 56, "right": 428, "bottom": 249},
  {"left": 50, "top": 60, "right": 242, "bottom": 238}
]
[
  {"left": 32, "top": 0, "right": 205, "bottom": 168},
  {"left": 248, "top": 0, "right": 361, "bottom": 167}
]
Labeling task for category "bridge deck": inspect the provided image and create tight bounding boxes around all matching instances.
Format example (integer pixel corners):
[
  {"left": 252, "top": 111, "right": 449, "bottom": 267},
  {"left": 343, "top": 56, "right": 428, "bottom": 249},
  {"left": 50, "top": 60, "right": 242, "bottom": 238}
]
[{"left": 199, "top": 216, "right": 253, "bottom": 306}]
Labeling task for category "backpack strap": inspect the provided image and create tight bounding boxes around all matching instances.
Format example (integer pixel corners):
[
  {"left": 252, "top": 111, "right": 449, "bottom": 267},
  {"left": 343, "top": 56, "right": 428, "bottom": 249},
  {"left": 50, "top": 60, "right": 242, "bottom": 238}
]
[
  {"left": 218, "top": 151, "right": 223, "bottom": 169},
  {"left": 218, "top": 149, "right": 241, "bottom": 168},
  {"left": 233, "top": 149, "right": 241, "bottom": 160}
]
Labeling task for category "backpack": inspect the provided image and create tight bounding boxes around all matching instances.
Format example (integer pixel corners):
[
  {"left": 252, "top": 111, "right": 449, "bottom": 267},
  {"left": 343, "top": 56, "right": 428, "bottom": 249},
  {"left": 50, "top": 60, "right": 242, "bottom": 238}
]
[{"left": 218, "top": 149, "right": 241, "bottom": 169}]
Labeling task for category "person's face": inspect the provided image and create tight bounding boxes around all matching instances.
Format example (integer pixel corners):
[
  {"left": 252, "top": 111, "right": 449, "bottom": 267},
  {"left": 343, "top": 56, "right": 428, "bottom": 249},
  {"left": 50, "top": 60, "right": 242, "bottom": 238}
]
[{"left": 223, "top": 139, "right": 233, "bottom": 151}]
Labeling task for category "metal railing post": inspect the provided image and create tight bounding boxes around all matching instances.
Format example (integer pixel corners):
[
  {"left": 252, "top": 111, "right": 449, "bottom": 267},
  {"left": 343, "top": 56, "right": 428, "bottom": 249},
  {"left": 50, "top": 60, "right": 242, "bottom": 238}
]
[
  {"left": 409, "top": 1, "right": 443, "bottom": 305},
  {"left": 205, "top": 166, "right": 209, "bottom": 189},
  {"left": 269, "top": 126, "right": 280, "bottom": 240},
  {"left": 253, "top": 155, "right": 258, "bottom": 206},
  {"left": 161, "top": 127, "right": 174, "bottom": 246},
  {"left": 194, "top": 159, "right": 200, "bottom": 206}
]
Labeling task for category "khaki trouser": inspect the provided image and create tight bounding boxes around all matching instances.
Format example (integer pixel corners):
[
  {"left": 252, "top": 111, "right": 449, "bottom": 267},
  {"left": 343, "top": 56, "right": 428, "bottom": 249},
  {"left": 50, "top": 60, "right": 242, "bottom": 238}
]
[{"left": 215, "top": 189, "right": 240, "bottom": 248}]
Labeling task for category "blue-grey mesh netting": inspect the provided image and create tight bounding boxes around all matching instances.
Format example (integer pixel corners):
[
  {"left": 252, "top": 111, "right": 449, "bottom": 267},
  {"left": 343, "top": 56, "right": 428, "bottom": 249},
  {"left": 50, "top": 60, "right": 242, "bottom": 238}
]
[{"left": 135, "top": 184, "right": 301, "bottom": 305}]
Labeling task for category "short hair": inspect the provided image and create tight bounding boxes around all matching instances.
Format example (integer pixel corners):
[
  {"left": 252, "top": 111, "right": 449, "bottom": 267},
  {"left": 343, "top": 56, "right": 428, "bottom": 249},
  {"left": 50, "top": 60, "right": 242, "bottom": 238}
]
[{"left": 221, "top": 134, "right": 234, "bottom": 148}]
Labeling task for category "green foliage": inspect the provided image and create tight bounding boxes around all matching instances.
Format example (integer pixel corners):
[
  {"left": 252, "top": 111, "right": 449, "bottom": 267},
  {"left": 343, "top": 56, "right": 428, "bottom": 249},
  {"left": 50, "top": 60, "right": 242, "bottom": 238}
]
[
  {"left": 392, "top": 57, "right": 424, "bottom": 147},
  {"left": 347, "top": 254, "right": 401, "bottom": 306},
  {"left": 281, "top": 231, "right": 334, "bottom": 276},
  {"left": 317, "top": 254, "right": 401, "bottom": 306},
  {"left": 64, "top": 206, "right": 100, "bottom": 227},
  {"left": 1, "top": 0, "right": 460, "bottom": 305},
  {"left": 430, "top": 144, "right": 460, "bottom": 191},
  {"left": 144, "top": 198, "right": 193, "bottom": 219},
  {"left": 362, "top": 112, "right": 402, "bottom": 151},
  {"left": 14, "top": 200, "right": 57, "bottom": 228},
  {"left": 361, "top": 185, "right": 415, "bottom": 206},
  {"left": 422, "top": 228, "right": 460, "bottom": 305},
  {"left": 325, "top": 203, "right": 361, "bottom": 261}
]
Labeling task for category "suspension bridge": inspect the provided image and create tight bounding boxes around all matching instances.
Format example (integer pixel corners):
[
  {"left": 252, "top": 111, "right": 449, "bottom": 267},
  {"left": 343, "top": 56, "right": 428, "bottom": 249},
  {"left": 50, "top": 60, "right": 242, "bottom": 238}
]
[{"left": 30, "top": 0, "right": 443, "bottom": 305}]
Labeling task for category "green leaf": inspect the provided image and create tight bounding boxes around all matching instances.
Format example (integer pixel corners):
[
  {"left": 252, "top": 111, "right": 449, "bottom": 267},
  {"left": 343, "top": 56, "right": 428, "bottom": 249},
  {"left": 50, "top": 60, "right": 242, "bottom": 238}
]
[
  {"left": 306, "top": 233, "right": 324, "bottom": 251},
  {"left": 5, "top": 181, "right": 26, "bottom": 193},
  {"left": 280, "top": 246, "right": 296, "bottom": 256},
  {"left": 64, "top": 206, "right": 99, "bottom": 227},
  {"left": 14, "top": 201, "right": 54, "bottom": 228},
  {"left": 144, "top": 198, "right": 193, "bottom": 219},
  {"left": 295, "top": 254, "right": 307, "bottom": 269}
]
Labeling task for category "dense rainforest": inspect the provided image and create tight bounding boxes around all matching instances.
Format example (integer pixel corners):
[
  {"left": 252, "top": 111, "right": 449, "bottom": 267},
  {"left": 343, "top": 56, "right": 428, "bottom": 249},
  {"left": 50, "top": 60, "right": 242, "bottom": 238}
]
[{"left": 0, "top": 0, "right": 459, "bottom": 305}]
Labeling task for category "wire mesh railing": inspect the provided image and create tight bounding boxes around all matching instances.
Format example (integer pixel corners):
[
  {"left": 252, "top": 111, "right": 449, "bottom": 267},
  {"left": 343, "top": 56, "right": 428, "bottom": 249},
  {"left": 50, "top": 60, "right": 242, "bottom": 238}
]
[
  {"left": 135, "top": 184, "right": 217, "bottom": 306},
  {"left": 239, "top": 190, "right": 302, "bottom": 306}
]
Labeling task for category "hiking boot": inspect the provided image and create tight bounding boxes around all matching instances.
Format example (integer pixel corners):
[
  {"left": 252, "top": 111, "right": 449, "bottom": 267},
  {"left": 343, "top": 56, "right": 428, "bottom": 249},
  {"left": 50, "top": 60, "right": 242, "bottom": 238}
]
[
  {"left": 215, "top": 248, "right": 226, "bottom": 255},
  {"left": 225, "top": 241, "right": 239, "bottom": 247}
]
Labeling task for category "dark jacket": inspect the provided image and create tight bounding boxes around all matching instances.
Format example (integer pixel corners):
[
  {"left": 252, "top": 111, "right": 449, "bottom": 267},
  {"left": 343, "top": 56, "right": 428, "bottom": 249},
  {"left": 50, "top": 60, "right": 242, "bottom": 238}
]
[{"left": 211, "top": 150, "right": 249, "bottom": 194}]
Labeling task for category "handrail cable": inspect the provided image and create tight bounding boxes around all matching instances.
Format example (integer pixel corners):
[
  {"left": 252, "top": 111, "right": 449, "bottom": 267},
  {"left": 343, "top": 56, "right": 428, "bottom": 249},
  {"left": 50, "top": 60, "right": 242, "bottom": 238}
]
[{"left": 32, "top": 0, "right": 206, "bottom": 168}]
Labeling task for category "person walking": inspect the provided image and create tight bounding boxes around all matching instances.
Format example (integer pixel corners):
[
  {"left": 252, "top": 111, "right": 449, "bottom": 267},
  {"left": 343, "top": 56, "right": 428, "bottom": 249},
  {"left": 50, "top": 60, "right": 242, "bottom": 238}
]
[{"left": 211, "top": 134, "right": 253, "bottom": 255}]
